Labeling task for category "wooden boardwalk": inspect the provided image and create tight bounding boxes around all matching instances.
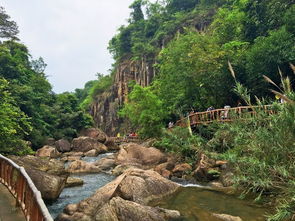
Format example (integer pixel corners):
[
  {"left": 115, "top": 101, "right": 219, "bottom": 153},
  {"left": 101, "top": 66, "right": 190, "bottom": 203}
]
[
  {"left": 0, "top": 183, "right": 25, "bottom": 221},
  {"left": 175, "top": 105, "right": 275, "bottom": 127}
]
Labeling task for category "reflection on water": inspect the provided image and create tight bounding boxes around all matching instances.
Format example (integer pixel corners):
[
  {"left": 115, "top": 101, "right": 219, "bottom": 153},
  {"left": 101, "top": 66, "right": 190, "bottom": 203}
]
[
  {"left": 152, "top": 186, "right": 268, "bottom": 221},
  {"left": 46, "top": 154, "right": 115, "bottom": 219}
]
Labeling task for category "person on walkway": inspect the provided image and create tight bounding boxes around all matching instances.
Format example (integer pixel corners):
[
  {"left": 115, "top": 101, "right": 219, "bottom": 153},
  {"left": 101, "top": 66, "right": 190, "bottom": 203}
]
[{"left": 207, "top": 106, "right": 215, "bottom": 120}]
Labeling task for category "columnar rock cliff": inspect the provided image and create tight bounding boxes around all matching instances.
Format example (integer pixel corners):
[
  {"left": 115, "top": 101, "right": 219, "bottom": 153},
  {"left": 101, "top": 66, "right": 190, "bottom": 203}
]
[
  {"left": 90, "top": 10, "right": 214, "bottom": 135},
  {"left": 90, "top": 58, "right": 155, "bottom": 135}
]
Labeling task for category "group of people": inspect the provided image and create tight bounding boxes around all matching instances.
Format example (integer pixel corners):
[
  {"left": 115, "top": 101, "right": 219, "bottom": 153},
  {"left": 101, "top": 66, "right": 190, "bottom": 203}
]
[{"left": 116, "top": 132, "right": 138, "bottom": 138}]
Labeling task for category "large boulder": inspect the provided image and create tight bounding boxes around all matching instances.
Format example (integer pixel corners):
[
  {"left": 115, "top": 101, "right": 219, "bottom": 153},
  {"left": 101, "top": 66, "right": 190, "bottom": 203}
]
[
  {"left": 35, "top": 145, "right": 61, "bottom": 158},
  {"left": 79, "top": 128, "right": 108, "bottom": 143},
  {"left": 10, "top": 155, "right": 66, "bottom": 176},
  {"left": 116, "top": 143, "right": 167, "bottom": 168},
  {"left": 56, "top": 168, "right": 180, "bottom": 221},
  {"left": 9, "top": 155, "right": 68, "bottom": 201},
  {"left": 95, "top": 197, "right": 180, "bottom": 221},
  {"left": 67, "top": 160, "right": 101, "bottom": 173},
  {"left": 55, "top": 139, "right": 72, "bottom": 153},
  {"left": 25, "top": 168, "right": 66, "bottom": 201},
  {"left": 71, "top": 137, "right": 107, "bottom": 153}
]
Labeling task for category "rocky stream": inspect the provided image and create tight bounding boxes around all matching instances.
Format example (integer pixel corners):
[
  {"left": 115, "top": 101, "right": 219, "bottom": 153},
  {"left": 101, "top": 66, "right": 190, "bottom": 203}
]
[{"left": 10, "top": 128, "right": 269, "bottom": 221}]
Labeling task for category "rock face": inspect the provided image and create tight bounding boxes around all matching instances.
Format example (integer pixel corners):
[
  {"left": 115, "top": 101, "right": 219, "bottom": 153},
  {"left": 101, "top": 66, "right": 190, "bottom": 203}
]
[
  {"left": 96, "top": 197, "right": 180, "bottom": 221},
  {"left": 67, "top": 160, "right": 101, "bottom": 173},
  {"left": 90, "top": 59, "right": 155, "bottom": 135},
  {"left": 71, "top": 137, "right": 107, "bottom": 153},
  {"left": 116, "top": 143, "right": 167, "bottom": 168},
  {"left": 79, "top": 128, "right": 108, "bottom": 143},
  {"left": 56, "top": 168, "right": 180, "bottom": 221},
  {"left": 9, "top": 155, "right": 67, "bottom": 201},
  {"left": 35, "top": 145, "right": 61, "bottom": 158},
  {"left": 55, "top": 139, "right": 71, "bottom": 153}
]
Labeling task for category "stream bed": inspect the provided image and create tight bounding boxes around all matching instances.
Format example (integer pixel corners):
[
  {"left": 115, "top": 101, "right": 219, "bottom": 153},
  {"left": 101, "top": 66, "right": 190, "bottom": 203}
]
[
  {"left": 46, "top": 153, "right": 268, "bottom": 220},
  {"left": 152, "top": 185, "right": 268, "bottom": 221},
  {"left": 46, "top": 153, "right": 115, "bottom": 219}
]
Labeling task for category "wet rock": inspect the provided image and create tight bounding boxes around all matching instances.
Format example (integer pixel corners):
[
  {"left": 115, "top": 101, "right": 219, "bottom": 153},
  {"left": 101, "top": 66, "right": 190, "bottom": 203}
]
[
  {"left": 56, "top": 168, "right": 180, "bottom": 221},
  {"left": 96, "top": 197, "right": 180, "bottom": 221},
  {"left": 172, "top": 163, "right": 192, "bottom": 178},
  {"left": 72, "top": 137, "right": 107, "bottom": 153},
  {"left": 66, "top": 177, "right": 84, "bottom": 188},
  {"left": 79, "top": 128, "right": 108, "bottom": 143},
  {"left": 63, "top": 152, "right": 84, "bottom": 157},
  {"left": 212, "top": 213, "right": 243, "bottom": 221},
  {"left": 116, "top": 143, "right": 167, "bottom": 168},
  {"left": 55, "top": 139, "right": 71, "bottom": 153},
  {"left": 60, "top": 155, "right": 82, "bottom": 162},
  {"left": 84, "top": 149, "right": 99, "bottom": 157},
  {"left": 94, "top": 158, "right": 116, "bottom": 171},
  {"left": 35, "top": 145, "right": 61, "bottom": 158},
  {"left": 25, "top": 167, "right": 66, "bottom": 201},
  {"left": 67, "top": 160, "right": 101, "bottom": 173}
]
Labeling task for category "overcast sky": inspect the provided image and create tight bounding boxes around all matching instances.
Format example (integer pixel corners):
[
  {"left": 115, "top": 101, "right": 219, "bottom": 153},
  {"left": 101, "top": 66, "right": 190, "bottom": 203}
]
[{"left": 1, "top": 0, "right": 136, "bottom": 93}]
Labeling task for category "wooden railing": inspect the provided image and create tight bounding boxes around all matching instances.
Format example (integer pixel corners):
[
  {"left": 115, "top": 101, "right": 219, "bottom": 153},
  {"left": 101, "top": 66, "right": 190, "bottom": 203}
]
[
  {"left": 0, "top": 154, "right": 53, "bottom": 221},
  {"left": 176, "top": 105, "right": 275, "bottom": 127},
  {"left": 109, "top": 136, "right": 141, "bottom": 144}
]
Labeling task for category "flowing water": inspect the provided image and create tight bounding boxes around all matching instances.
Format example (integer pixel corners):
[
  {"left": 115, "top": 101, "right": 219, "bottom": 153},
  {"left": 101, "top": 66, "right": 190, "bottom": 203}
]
[
  {"left": 46, "top": 153, "right": 268, "bottom": 220},
  {"left": 152, "top": 185, "right": 269, "bottom": 221},
  {"left": 46, "top": 153, "right": 115, "bottom": 219}
]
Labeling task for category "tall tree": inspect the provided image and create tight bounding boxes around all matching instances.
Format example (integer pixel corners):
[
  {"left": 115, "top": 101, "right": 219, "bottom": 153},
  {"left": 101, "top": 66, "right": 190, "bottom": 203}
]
[{"left": 0, "top": 6, "right": 19, "bottom": 40}]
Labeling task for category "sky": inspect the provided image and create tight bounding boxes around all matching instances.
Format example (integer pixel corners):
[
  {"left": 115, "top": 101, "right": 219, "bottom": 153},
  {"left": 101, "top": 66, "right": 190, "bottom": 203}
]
[{"left": 1, "top": 0, "right": 135, "bottom": 93}]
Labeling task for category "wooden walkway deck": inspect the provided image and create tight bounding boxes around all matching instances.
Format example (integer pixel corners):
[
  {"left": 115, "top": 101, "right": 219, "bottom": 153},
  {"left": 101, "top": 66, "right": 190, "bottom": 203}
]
[
  {"left": 0, "top": 183, "right": 25, "bottom": 221},
  {"left": 175, "top": 105, "right": 275, "bottom": 127}
]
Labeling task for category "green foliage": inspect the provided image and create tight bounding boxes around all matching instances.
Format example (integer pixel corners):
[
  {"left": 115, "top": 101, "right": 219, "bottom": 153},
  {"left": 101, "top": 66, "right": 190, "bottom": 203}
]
[
  {"left": 155, "top": 30, "right": 234, "bottom": 114},
  {"left": 119, "top": 84, "right": 167, "bottom": 138},
  {"left": 0, "top": 78, "right": 32, "bottom": 155},
  {"left": 219, "top": 102, "right": 295, "bottom": 220},
  {"left": 154, "top": 126, "right": 205, "bottom": 161},
  {"left": 50, "top": 92, "right": 93, "bottom": 140},
  {"left": 81, "top": 74, "right": 112, "bottom": 109},
  {"left": 0, "top": 40, "right": 93, "bottom": 149}
]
